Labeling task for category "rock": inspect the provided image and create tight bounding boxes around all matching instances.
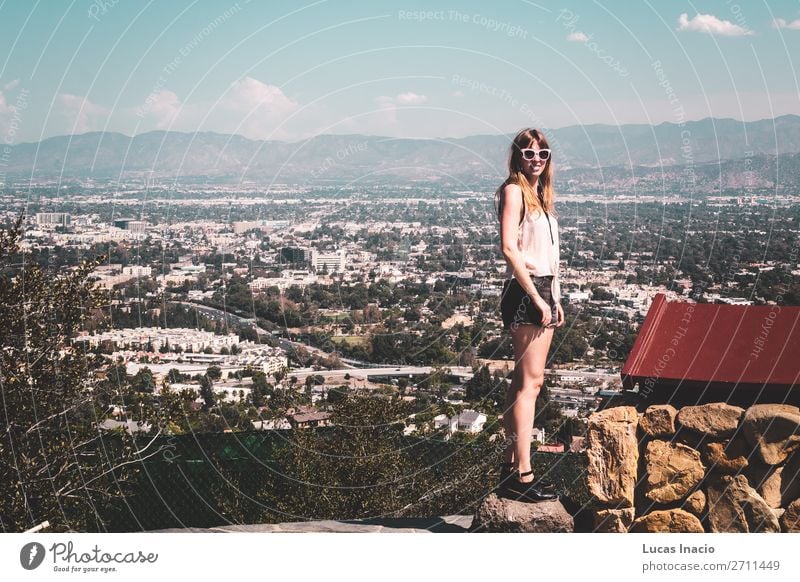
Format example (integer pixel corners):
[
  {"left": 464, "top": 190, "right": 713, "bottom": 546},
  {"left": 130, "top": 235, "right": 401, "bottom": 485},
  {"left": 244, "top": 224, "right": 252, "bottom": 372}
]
[
  {"left": 682, "top": 490, "right": 706, "bottom": 517},
  {"left": 586, "top": 406, "right": 639, "bottom": 508},
  {"left": 629, "top": 509, "right": 704, "bottom": 533},
  {"left": 676, "top": 402, "right": 745, "bottom": 439},
  {"left": 702, "top": 441, "right": 748, "bottom": 474},
  {"left": 706, "top": 474, "right": 781, "bottom": 532},
  {"left": 592, "top": 508, "right": 635, "bottom": 533},
  {"left": 643, "top": 440, "right": 705, "bottom": 503},
  {"left": 779, "top": 451, "right": 800, "bottom": 506},
  {"left": 640, "top": 405, "right": 677, "bottom": 437},
  {"left": 471, "top": 493, "right": 573, "bottom": 532},
  {"left": 755, "top": 466, "right": 783, "bottom": 509},
  {"left": 741, "top": 404, "right": 800, "bottom": 465},
  {"left": 782, "top": 498, "right": 800, "bottom": 533}
]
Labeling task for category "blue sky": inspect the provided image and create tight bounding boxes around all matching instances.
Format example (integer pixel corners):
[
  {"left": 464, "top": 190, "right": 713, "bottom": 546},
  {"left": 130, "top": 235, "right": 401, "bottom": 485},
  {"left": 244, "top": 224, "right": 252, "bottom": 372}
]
[{"left": 0, "top": 0, "right": 798, "bottom": 142}]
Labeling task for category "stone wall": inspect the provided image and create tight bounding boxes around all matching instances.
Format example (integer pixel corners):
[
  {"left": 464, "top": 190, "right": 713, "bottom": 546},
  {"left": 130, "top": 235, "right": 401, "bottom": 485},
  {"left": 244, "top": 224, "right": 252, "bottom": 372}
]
[{"left": 586, "top": 403, "right": 800, "bottom": 533}]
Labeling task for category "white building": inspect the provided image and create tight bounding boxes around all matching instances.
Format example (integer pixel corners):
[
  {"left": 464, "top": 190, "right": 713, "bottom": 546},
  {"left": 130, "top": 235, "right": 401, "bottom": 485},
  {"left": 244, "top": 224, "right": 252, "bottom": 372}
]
[
  {"left": 434, "top": 409, "right": 488, "bottom": 435},
  {"left": 35, "top": 212, "right": 71, "bottom": 226},
  {"left": 434, "top": 414, "right": 458, "bottom": 434},
  {"left": 311, "top": 249, "right": 346, "bottom": 273},
  {"left": 252, "top": 418, "right": 292, "bottom": 430},
  {"left": 78, "top": 327, "right": 239, "bottom": 354},
  {"left": 567, "top": 291, "right": 590, "bottom": 302},
  {"left": 456, "top": 409, "right": 488, "bottom": 433},
  {"left": 122, "top": 265, "right": 153, "bottom": 277}
]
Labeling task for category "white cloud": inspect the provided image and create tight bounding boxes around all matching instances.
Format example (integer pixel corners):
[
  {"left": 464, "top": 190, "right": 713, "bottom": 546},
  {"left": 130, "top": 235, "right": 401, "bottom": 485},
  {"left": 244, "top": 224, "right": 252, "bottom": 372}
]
[
  {"left": 140, "top": 89, "right": 183, "bottom": 129},
  {"left": 376, "top": 92, "right": 429, "bottom": 107},
  {"left": 366, "top": 92, "right": 428, "bottom": 130},
  {"left": 0, "top": 81, "right": 23, "bottom": 134},
  {"left": 216, "top": 77, "right": 301, "bottom": 139},
  {"left": 58, "top": 94, "right": 109, "bottom": 133},
  {"left": 222, "top": 77, "right": 299, "bottom": 115},
  {"left": 373, "top": 91, "right": 428, "bottom": 119},
  {"left": 0, "top": 91, "right": 13, "bottom": 116},
  {"left": 773, "top": 18, "right": 800, "bottom": 30},
  {"left": 395, "top": 92, "right": 428, "bottom": 105},
  {"left": 131, "top": 77, "right": 302, "bottom": 139},
  {"left": 0, "top": 87, "right": 20, "bottom": 140},
  {"left": 677, "top": 13, "right": 753, "bottom": 36},
  {"left": 567, "top": 31, "right": 589, "bottom": 42}
]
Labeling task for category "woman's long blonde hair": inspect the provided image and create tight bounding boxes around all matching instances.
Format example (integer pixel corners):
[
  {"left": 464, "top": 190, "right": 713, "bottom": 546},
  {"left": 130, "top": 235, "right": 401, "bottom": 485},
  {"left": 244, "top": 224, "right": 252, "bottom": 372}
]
[{"left": 494, "top": 128, "right": 556, "bottom": 221}]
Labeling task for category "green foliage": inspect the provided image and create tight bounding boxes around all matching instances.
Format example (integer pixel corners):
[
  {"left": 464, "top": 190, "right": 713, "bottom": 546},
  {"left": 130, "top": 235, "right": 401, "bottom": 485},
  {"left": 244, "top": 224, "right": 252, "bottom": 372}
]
[
  {"left": 198, "top": 375, "right": 216, "bottom": 410},
  {"left": 266, "top": 394, "right": 512, "bottom": 520},
  {"left": 249, "top": 371, "right": 272, "bottom": 408},
  {"left": 131, "top": 367, "right": 156, "bottom": 393},
  {"left": 0, "top": 218, "right": 155, "bottom": 532},
  {"left": 206, "top": 366, "right": 223, "bottom": 381},
  {"left": 464, "top": 365, "right": 504, "bottom": 411}
]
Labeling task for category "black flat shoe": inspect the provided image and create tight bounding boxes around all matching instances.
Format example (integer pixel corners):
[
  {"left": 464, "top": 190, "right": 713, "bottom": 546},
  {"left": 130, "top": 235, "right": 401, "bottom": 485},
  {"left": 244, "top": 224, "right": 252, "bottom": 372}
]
[
  {"left": 499, "top": 463, "right": 556, "bottom": 492},
  {"left": 499, "top": 470, "right": 558, "bottom": 503}
]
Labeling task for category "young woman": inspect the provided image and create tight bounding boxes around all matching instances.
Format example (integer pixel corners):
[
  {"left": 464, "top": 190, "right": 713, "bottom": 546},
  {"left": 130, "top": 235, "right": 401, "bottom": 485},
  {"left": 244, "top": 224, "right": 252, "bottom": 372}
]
[{"left": 494, "top": 128, "right": 564, "bottom": 502}]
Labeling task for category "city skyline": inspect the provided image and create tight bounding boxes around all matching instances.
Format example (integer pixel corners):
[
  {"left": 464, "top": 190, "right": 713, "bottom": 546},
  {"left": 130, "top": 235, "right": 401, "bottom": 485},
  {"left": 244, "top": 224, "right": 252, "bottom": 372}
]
[{"left": 1, "top": 0, "right": 799, "bottom": 144}]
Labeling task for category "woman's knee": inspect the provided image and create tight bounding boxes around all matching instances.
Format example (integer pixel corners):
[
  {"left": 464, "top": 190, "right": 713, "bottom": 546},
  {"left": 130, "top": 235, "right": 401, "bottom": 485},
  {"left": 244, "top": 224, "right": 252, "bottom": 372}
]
[{"left": 518, "top": 374, "right": 544, "bottom": 397}]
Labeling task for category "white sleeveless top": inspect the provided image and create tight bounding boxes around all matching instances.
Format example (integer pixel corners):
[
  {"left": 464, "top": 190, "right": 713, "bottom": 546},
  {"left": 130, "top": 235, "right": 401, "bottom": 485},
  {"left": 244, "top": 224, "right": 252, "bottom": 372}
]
[{"left": 503, "top": 202, "right": 561, "bottom": 302}]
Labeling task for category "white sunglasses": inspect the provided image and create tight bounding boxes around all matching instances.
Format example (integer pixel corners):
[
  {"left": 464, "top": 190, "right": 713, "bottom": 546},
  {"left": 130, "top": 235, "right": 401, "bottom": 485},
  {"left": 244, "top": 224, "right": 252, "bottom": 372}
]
[{"left": 520, "top": 148, "right": 551, "bottom": 161}]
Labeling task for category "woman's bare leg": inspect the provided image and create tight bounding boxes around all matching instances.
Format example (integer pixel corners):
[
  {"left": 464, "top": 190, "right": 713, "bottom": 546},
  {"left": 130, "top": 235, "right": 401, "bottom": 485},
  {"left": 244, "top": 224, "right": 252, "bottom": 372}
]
[{"left": 503, "top": 324, "right": 554, "bottom": 482}]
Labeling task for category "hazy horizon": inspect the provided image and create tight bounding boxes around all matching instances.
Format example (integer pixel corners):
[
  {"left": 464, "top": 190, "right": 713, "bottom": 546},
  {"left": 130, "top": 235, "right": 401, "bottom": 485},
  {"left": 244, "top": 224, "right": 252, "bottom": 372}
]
[
  {"left": 13, "top": 112, "right": 800, "bottom": 146},
  {"left": 2, "top": 1, "right": 799, "bottom": 143}
]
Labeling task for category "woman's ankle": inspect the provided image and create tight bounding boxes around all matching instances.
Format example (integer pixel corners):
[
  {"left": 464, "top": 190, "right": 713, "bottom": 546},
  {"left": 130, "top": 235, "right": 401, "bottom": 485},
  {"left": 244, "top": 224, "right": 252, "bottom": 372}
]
[{"left": 517, "top": 468, "right": 534, "bottom": 482}]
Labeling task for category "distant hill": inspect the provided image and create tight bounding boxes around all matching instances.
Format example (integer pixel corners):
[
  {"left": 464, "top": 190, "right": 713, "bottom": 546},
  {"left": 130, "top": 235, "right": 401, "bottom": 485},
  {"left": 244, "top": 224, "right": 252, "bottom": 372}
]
[{"left": 4, "top": 115, "right": 800, "bottom": 185}]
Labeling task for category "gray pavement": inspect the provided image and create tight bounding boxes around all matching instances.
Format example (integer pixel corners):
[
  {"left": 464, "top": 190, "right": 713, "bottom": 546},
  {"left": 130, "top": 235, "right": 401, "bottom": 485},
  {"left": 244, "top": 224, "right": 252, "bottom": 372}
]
[{"left": 151, "top": 515, "right": 473, "bottom": 533}]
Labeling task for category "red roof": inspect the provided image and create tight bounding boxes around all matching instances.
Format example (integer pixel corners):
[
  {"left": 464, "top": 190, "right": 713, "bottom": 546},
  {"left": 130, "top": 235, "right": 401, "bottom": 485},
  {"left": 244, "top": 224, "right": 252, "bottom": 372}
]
[{"left": 621, "top": 294, "right": 800, "bottom": 405}]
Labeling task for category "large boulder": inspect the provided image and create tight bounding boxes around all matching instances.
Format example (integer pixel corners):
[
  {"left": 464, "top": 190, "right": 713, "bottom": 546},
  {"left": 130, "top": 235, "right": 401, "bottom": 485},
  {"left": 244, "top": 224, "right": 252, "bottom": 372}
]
[
  {"left": 586, "top": 406, "right": 639, "bottom": 507},
  {"left": 643, "top": 440, "right": 705, "bottom": 503},
  {"left": 780, "top": 452, "right": 800, "bottom": 506},
  {"left": 471, "top": 493, "right": 573, "bottom": 532},
  {"left": 682, "top": 490, "right": 706, "bottom": 517},
  {"left": 746, "top": 455, "right": 800, "bottom": 509},
  {"left": 676, "top": 403, "right": 745, "bottom": 439},
  {"left": 782, "top": 498, "right": 800, "bottom": 533},
  {"left": 629, "top": 509, "right": 704, "bottom": 533},
  {"left": 752, "top": 466, "right": 783, "bottom": 509},
  {"left": 706, "top": 474, "right": 781, "bottom": 532},
  {"left": 592, "top": 508, "right": 635, "bottom": 533},
  {"left": 640, "top": 405, "right": 677, "bottom": 438},
  {"left": 741, "top": 404, "right": 800, "bottom": 465}
]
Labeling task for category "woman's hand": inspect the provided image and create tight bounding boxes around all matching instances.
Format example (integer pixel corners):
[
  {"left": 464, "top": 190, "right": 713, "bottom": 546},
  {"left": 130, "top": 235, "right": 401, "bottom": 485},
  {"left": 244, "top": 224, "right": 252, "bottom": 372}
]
[
  {"left": 533, "top": 296, "right": 552, "bottom": 326},
  {"left": 555, "top": 303, "right": 565, "bottom": 327}
]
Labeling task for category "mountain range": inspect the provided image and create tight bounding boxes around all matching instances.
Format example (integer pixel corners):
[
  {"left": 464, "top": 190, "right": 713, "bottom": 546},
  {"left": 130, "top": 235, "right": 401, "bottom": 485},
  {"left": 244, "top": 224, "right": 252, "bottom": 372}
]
[{"left": 4, "top": 115, "right": 800, "bottom": 186}]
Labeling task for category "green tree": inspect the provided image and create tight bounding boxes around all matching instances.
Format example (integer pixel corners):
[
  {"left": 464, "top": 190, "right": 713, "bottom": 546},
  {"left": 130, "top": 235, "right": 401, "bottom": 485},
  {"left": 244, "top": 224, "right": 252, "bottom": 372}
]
[
  {"left": 206, "top": 365, "right": 223, "bottom": 381},
  {"left": 131, "top": 367, "right": 156, "bottom": 393},
  {"left": 167, "top": 368, "right": 186, "bottom": 384},
  {"left": 199, "top": 374, "right": 216, "bottom": 410},
  {"left": 250, "top": 371, "right": 272, "bottom": 408},
  {"left": 0, "top": 218, "right": 156, "bottom": 532}
]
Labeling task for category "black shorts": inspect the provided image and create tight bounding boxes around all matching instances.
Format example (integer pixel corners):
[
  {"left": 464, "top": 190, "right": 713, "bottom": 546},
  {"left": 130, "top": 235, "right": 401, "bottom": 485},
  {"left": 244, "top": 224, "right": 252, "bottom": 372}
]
[{"left": 500, "top": 276, "right": 557, "bottom": 330}]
